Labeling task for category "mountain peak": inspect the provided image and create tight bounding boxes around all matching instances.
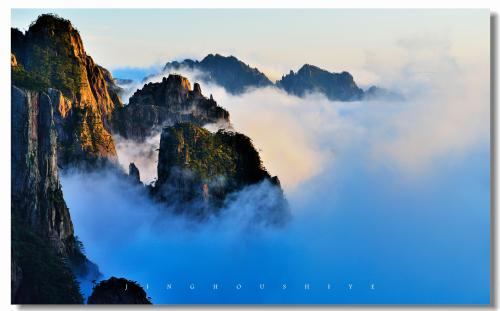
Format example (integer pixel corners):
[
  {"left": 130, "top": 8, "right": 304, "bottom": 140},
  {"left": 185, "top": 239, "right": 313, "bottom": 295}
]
[
  {"left": 12, "top": 13, "right": 123, "bottom": 166},
  {"left": 26, "top": 14, "right": 86, "bottom": 59},
  {"left": 202, "top": 53, "right": 238, "bottom": 63},
  {"left": 161, "top": 74, "right": 192, "bottom": 93},
  {"left": 112, "top": 75, "right": 230, "bottom": 141},
  {"left": 155, "top": 122, "right": 290, "bottom": 224},
  {"left": 277, "top": 64, "right": 363, "bottom": 101},
  {"left": 299, "top": 63, "right": 320, "bottom": 72},
  {"left": 28, "top": 14, "right": 74, "bottom": 33},
  {"left": 164, "top": 54, "right": 273, "bottom": 94}
]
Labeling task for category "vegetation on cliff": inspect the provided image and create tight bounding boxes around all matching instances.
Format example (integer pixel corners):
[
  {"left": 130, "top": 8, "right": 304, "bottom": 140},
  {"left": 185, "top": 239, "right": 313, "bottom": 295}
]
[
  {"left": 11, "top": 14, "right": 122, "bottom": 166},
  {"left": 11, "top": 218, "right": 83, "bottom": 304},
  {"left": 10, "top": 14, "right": 291, "bottom": 306},
  {"left": 88, "top": 277, "right": 152, "bottom": 304},
  {"left": 11, "top": 85, "right": 97, "bottom": 304},
  {"left": 158, "top": 123, "right": 273, "bottom": 185},
  {"left": 155, "top": 123, "right": 288, "bottom": 223},
  {"left": 11, "top": 17, "right": 82, "bottom": 98},
  {"left": 11, "top": 57, "right": 50, "bottom": 91}
]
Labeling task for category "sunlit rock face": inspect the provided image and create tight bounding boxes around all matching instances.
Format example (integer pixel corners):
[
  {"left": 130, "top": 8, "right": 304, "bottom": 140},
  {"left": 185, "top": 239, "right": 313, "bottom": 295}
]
[
  {"left": 154, "top": 122, "right": 290, "bottom": 225},
  {"left": 11, "top": 85, "right": 85, "bottom": 303},
  {"left": 164, "top": 53, "right": 273, "bottom": 94},
  {"left": 11, "top": 53, "right": 18, "bottom": 67},
  {"left": 277, "top": 64, "right": 364, "bottom": 101},
  {"left": 11, "top": 86, "right": 74, "bottom": 253},
  {"left": 12, "top": 14, "right": 123, "bottom": 167},
  {"left": 112, "top": 74, "right": 230, "bottom": 141},
  {"left": 10, "top": 16, "right": 114, "bottom": 303}
]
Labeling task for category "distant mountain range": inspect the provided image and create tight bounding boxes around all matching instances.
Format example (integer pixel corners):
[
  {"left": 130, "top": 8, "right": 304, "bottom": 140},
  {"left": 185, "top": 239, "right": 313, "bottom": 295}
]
[
  {"left": 163, "top": 54, "right": 273, "bottom": 94},
  {"left": 161, "top": 54, "right": 401, "bottom": 101}
]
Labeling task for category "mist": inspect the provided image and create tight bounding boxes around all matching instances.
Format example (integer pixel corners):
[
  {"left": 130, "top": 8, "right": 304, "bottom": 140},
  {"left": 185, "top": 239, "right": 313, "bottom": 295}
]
[
  {"left": 62, "top": 32, "right": 489, "bottom": 303},
  {"left": 62, "top": 143, "right": 489, "bottom": 304},
  {"left": 114, "top": 132, "right": 161, "bottom": 184},
  {"left": 114, "top": 47, "right": 488, "bottom": 190}
]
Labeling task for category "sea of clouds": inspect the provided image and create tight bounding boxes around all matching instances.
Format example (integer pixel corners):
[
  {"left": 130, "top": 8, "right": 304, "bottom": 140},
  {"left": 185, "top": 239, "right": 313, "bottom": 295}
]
[{"left": 61, "top": 32, "right": 490, "bottom": 303}]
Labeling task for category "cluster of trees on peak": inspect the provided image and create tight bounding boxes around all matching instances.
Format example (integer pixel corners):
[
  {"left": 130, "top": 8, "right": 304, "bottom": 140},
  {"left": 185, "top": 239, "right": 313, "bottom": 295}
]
[
  {"left": 154, "top": 123, "right": 288, "bottom": 224},
  {"left": 11, "top": 14, "right": 83, "bottom": 98}
]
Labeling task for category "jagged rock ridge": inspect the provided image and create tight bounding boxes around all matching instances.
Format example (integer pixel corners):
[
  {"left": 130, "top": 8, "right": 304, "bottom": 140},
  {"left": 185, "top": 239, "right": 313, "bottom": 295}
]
[
  {"left": 163, "top": 53, "right": 273, "bottom": 94},
  {"left": 162, "top": 54, "right": 401, "bottom": 101},
  {"left": 112, "top": 74, "right": 230, "bottom": 141},
  {"left": 11, "top": 14, "right": 123, "bottom": 166},
  {"left": 277, "top": 64, "right": 364, "bottom": 101},
  {"left": 154, "top": 123, "right": 289, "bottom": 225}
]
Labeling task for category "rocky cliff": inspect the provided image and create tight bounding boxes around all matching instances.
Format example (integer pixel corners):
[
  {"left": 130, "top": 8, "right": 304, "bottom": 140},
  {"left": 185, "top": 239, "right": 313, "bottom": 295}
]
[
  {"left": 112, "top": 74, "right": 230, "bottom": 141},
  {"left": 88, "top": 277, "right": 152, "bottom": 304},
  {"left": 12, "top": 86, "right": 74, "bottom": 254},
  {"left": 128, "top": 162, "right": 141, "bottom": 184},
  {"left": 154, "top": 123, "right": 289, "bottom": 224},
  {"left": 11, "top": 85, "right": 86, "bottom": 303},
  {"left": 163, "top": 54, "right": 273, "bottom": 94},
  {"left": 277, "top": 64, "right": 364, "bottom": 101},
  {"left": 12, "top": 14, "right": 122, "bottom": 167}
]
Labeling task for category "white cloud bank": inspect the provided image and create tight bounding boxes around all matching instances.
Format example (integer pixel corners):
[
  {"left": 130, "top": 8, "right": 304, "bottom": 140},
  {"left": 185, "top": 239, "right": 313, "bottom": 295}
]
[
  {"left": 60, "top": 29, "right": 490, "bottom": 304},
  {"left": 113, "top": 32, "right": 489, "bottom": 191}
]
